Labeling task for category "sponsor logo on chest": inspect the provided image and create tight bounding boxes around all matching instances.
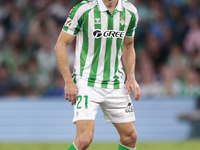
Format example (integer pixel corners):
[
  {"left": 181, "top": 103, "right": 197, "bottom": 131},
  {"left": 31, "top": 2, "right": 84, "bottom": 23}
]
[{"left": 93, "top": 29, "right": 125, "bottom": 38}]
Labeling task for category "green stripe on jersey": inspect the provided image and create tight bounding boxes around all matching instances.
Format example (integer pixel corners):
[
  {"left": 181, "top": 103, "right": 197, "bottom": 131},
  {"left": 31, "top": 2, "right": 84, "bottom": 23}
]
[
  {"left": 70, "top": 1, "right": 87, "bottom": 19},
  {"left": 62, "top": 2, "right": 85, "bottom": 32},
  {"left": 88, "top": 5, "right": 101, "bottom": 87},
  {"left": 101, "top": 12, "right": 113, "bottom": 88},
  {"left": 80, "top": 9, "right": 91, "bottom": 76},
  {"left": 72, "top": 69, "right": 77, "bottom": 84},
  {"left": 126, "top": 10, "right": 136, "bottom": 37},
  {"left": 113, "top": 8, "right": 126, "bottom": 89},
  {"left": 125, "top": 0, "right": 137, "bottom": 9},
  {"left": 74, "top": 17, "right": 83, "bottom": 35}
]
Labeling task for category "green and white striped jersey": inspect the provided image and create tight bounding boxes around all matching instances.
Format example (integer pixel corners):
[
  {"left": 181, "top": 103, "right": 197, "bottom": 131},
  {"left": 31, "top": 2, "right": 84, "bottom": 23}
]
[{"left": 62, "top": 0, "right": 139, "bottom": 89}]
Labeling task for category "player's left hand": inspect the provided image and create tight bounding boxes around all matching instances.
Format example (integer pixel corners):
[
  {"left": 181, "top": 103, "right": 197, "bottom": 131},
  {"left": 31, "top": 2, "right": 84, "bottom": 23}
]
[{"left": 125, "top": 75, "right": 141, "bottom": 101}]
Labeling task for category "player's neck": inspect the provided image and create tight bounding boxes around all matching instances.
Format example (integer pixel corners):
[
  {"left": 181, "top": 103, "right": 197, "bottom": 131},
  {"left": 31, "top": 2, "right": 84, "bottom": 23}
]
[{"left": 102, "top": 0, "right": 118, "bottom": 14}]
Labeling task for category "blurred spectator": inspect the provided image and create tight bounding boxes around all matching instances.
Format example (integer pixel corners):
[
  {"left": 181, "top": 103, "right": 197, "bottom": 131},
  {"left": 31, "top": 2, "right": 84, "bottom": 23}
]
[
  {"left": 0, "top": 32, "right": 26, "bottom": 74},
  {"left": 0, "top": 23, "right": 5, "bottom": 43},
  {"left": 185, "top": 0, "right": 200, "bottom": 17},
  {"left": 26, "top": 57, "right": 42, "bottom": 91},
  {"left": 0, "top": 64, "right": 19, "bottom": 96},
  {"left": 13, "top": 64, "right": 29, "bottom": 88},
  {"left": 8, "top": 6, "right": 28, "bottom": 35},
  {"left": 134, "top": 0, "right": 155, "bottom": 23},
  {"left": 183, "top": 15, "right": 200, "bottom": 55},
  {"left": 160, "top": 65, "right": 182, "bottom": 96},
  {"left": 137, "top": 51, "right": 163, "bottom": 97},
  {"left": 26, "top": 88, "right": 40, "bottom": 97},
  {"left": 168, "top": 5, "right": 188, "bottom": 44},
  {"left": 180, "top": 69, "right": 200, "bottom": 97},
  {"left": 192, "top": 50, "right": 200, "bottom": 74},
  {"left": 36, "top": 37, "right": 57, "bottom": 75},
  {"left": 145, "top": 34, "right": 165, "bottom": 72},
  {"left": 43, "top": 70, "right": 65, "bottom": 97},
  {"left": 167, "top": 44, "right": 189, "bottom": 79},
  {"left": 48, "top": 0, "right": 70, "bottom": 22},
  {"left": 149, "top": 0, "right": 172, "bottom": 41}
]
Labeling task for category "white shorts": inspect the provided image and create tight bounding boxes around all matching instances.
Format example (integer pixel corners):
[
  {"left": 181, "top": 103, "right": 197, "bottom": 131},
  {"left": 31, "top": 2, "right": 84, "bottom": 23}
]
[{"left": 73, "top": 83, "right": 135, "bottom": 124}]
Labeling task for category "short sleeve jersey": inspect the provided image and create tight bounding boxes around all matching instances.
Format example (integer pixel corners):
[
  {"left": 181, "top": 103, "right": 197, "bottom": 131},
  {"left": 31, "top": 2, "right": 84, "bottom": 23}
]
[{"left": 62, "top": 0, "right": 139, "bottom": 89}]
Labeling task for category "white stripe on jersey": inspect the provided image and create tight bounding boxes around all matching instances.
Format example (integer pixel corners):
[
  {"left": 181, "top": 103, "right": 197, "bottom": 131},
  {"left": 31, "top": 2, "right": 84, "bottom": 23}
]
[
  {"left": 123, "top": 2, "right": 139, "bottom": 37},
  {"left": 110, "top": 13, "right": 120, "bottom": 83},
  {"left": 82, "top": 8, "right": 95, "bottom": 79},
  {"left": 124, "top": 9, "right": 132, "bottom": 37},
  {"left": 73, "top": 2, "right": 96, "bottom": 78},
  {"left": 75, "top": 28, "right": 83, "bottom": 76},
  {"left": 95, "top": 11, "right": 108, "bottom": 87}
]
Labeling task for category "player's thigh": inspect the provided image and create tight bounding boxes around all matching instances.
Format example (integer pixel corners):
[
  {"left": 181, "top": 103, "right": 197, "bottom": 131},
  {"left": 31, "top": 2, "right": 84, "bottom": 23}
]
[
  {"left": 100, "top": 86, "right": 135, "bottom": 124},
  {"left": 75, "top": 120, "right": 95, "bottom": 140},
  {"left": 113, "top": 121, "right": 136, "bottom": 137},
  {"left": 73, "top": 85, "right": 102, "bottom": 123}
]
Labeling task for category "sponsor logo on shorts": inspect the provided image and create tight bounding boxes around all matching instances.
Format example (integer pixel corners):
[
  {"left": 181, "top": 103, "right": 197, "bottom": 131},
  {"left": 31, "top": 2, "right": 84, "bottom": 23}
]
[
  {"left": 93, "top": 30, "right": 125, "bottom": 38},
  {"left": 125, "top": 102, "right": 133, "bottom": 113}
]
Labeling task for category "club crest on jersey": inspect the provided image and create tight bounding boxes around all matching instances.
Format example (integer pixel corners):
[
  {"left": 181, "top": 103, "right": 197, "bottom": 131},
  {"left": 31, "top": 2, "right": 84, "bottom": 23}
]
[
  {"left": 93, "top": 29, "right": 125, "bottom": 38},
  {"left": 95, "top": 18, "right": 101, "bottom": 24},
  {"left": 65, "top": 18, "right": 72, "bottom": 27},
  {"left": 120, "top": 18, "right": 125, "bottom": 26}
]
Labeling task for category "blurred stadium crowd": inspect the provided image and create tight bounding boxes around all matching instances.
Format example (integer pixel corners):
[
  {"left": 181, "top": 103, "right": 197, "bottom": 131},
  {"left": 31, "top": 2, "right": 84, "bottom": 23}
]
[{"left": 0, "top": 0, "right": 200, "bottom": 97}]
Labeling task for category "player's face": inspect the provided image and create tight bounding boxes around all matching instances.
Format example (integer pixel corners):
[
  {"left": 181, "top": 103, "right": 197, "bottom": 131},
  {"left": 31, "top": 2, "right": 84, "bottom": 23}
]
[
  {"left": 103, "top": 0, "right": 117, "bottom": 3},
  {"left": 103, "top": 0, "right": 118, "bottom": 6}
]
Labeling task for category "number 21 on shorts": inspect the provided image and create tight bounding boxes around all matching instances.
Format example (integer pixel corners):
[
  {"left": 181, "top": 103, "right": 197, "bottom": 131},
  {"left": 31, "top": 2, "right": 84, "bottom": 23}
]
[{"left": 76, "top": 95, "right": 88, "bottom": 109}]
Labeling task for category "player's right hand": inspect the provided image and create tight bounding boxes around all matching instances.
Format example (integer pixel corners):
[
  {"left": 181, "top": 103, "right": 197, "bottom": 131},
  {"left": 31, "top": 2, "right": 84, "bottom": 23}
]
[{"left": 64, "top": 81, "right": 78, "bottom": 105}]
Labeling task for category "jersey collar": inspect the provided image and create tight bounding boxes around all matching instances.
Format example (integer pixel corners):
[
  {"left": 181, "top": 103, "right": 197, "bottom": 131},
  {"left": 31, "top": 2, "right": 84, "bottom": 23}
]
[{"left": 97, "top": 0, "right": 123, "bottom": 12}]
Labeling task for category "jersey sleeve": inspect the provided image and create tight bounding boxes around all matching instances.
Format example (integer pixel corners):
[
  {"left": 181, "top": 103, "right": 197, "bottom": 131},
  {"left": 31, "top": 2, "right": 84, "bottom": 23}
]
[
  {"left": 126, "top": 8, "right": 139, "bottom": 37},
  {"left": 62, "top": 3, "right": 84, "bottom": 36}
]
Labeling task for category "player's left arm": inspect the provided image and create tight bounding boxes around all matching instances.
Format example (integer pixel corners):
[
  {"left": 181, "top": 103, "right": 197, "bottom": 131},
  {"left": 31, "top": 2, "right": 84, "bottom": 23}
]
[{"left": 122, "top": 36, "right": 141, "bottom": 101}]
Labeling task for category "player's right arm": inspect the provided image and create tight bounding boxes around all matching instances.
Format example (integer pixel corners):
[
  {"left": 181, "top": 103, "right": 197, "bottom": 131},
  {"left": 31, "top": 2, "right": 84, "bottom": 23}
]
[
  {"left": 55, "top": 31, "right": 77, "bottom": 105},
  {"left": 55, "top": 1, "right": 87, "bottom": 104}
]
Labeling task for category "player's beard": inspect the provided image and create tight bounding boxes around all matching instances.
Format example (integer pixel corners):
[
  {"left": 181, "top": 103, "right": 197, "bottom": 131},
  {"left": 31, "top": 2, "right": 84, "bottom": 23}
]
[
  {"left": 105, "top": 0, "right": 116, "bottom": 5},
  {"left": 105, "top": 0, "right": 115, "bottom": 2},
  {"left": 103, "top": 0, "right": 118, "bottom": 8}
]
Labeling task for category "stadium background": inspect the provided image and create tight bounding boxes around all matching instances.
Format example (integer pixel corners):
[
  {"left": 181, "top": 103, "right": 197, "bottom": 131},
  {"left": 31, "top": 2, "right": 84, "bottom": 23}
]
[{"left": 0, "top": 0, "right": 200, "bottom": 149}]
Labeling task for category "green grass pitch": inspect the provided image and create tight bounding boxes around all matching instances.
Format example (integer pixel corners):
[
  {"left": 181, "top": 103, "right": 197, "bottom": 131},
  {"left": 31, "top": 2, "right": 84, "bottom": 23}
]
[{"left": 0, "top": 140, "right": 200, "bottom": 150}]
